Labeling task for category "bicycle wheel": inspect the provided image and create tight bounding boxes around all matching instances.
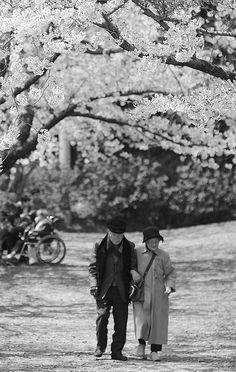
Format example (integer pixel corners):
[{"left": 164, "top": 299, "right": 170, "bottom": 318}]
[{"left": 36, "top": 234, "right": 66, "bottom": 264}]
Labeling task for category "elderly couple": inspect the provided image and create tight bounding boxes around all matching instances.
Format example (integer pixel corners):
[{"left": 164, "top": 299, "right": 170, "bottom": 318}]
[{"left": 89, "top": 216, "right": 176, "bottom": 362}]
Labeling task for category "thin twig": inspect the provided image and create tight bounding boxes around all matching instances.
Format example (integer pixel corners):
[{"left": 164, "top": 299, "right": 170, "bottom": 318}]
[
  {"left": 107, "top": 0, "right": 129, "bottom": 16},
  {"left": 168, "top": 66, "right": 186, "bottom": 96},
  {"left": 198, "top": 28, "right": 236, "bottom": 38}
]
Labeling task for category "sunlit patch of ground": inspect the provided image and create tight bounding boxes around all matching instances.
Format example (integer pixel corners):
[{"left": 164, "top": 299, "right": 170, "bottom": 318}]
[{"left": 1, "top": 221, "right": 236, "bottom": 371}]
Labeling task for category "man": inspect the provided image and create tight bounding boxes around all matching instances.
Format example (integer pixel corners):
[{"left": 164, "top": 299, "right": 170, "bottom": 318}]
[{"left": 89, "top": 216, "right": 140, "bottom": 361}]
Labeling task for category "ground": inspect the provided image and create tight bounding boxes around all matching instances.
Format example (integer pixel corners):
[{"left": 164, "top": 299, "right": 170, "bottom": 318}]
[{"left": 1, "top": 221, "right": 236, "bottom": 372}]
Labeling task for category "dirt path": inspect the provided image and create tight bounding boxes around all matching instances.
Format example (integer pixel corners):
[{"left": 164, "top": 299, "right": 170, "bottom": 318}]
[{"left": 1, "top": 222, "right": 236, "bottom": 371}]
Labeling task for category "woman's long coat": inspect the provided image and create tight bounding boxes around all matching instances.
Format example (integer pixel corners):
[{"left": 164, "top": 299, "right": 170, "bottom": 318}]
[{"left": 133, "top": 245, "right": 176, "bottom": 345}]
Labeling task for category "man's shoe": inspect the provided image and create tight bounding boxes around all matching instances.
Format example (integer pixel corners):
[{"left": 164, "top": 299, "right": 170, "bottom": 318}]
[
  {"left": 137, "top": 344, "right": 147, "bottom": 359},
  {"left": 111, "top": 353, "right": 128, "bottom": 361},
  {"left": 94, "top": 347, "right": 104, "bottom": 357},
  {"left": 150, "top": 351, "right": 161, "bottom": 361}
]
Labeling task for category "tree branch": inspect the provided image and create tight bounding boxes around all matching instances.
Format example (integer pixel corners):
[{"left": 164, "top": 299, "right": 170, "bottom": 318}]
[
  {"left": 101, "top": 13, "right": 136, "bottom": 52},
  {"left": 107, "top": 0, "right": 129, "bottom": 16},
  {"left": 2, "top": 103, "right": 76, "bottom": 172},
  {"left": 0, "top": 56, "right": 10, "bottom": 78},
  {"left": 88, "top": 89, "right": 171, "bottom": 102},
  {"left": 0, "top": 53, "right": 60, "bottom": 106},
  {"left": 99, "top": 12, "right": 236, "bottom": 81},
  {"left": 198, "top": 28, "right": 236, "bottom": 38},
  {"left": 131, "top": 0, "right": 172, "bottom": 30},
  {"left": 18, "top": 106, "right": 35, "bottom": 144},
  {"left": 166, "top": 56, "right": 236, "bottom": 81},
  {"left": 42, "top": 104, "right": 77, "bottom": 131},
  {"left": 69, "top": 110, "right": 208, "bottom": 150},
  {"left": 132, "top": 0, "right": 236, "bottom": 39}
]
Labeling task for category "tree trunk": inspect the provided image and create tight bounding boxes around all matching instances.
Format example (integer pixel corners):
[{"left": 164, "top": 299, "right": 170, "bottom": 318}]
[{"left": 59, "top": 127, "right": 71, "bottom": 170}]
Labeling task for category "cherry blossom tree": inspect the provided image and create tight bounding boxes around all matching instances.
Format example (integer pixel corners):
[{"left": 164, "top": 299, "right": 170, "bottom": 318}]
[{"left": 0, "top": 0, "right": 236, "bottom": 173}]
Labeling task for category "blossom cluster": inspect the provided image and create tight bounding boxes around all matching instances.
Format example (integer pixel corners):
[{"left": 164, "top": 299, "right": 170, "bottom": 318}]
[
  {"left": 0, "top": 125, "right": 20, "bottom": 151},
  {"left": 132, "top": 78, "right": 236, "bottom": 125},
  {"left": 0, "top": 0, "right": 236, "bottom": 172}
]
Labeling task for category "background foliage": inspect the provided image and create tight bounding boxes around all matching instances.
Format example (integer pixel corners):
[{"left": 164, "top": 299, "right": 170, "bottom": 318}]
[{"left": 1, "top": 146, "right": 235, "bottom": 231}]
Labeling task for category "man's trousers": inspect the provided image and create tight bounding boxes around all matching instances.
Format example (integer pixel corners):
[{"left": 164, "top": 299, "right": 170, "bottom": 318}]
[{"left": 96, "top": 286, "right": 128, "bottom": 355}]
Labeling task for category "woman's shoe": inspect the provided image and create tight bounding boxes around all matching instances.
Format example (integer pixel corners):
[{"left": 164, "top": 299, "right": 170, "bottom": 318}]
[
  {"left": 150, "top": 351, "right": 161, "bottom": 361},
  {"left": 136, "top": 344, "right": 147, "bottom": 359}
]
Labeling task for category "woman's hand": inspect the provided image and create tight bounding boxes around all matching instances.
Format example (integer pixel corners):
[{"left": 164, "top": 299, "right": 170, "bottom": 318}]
[
  {"left": 165, "top": 286, "right": 172, "bottom": 295},
  {"left": 130, "top": 269, "right": 142, "bottom": 282}
]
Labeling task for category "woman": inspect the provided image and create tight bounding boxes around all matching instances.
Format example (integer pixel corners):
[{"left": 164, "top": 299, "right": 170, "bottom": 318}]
[{"left": 133, "top": 226, "right": 176, "bottom": 361}]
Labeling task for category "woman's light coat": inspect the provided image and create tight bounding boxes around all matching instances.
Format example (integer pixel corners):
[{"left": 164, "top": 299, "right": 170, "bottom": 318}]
[{"left": 133, "top": 244, "right": 176, "bottom": 345}]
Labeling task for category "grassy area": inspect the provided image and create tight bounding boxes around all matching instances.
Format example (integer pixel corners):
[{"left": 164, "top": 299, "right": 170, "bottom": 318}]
[{"left": 1, "top": 221, "right": 236, "bottom": 371}]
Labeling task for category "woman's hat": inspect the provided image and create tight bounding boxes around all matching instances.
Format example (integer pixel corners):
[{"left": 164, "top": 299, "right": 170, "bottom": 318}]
[
  {"left": 142, "top": 226, "right": 164, "bottom": 243},
  {"left": 107, "top": 216, "right": 126, "bottom": 233}
]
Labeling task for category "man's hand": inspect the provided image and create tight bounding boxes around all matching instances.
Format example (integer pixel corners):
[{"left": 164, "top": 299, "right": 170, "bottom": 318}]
[
  {"left": 90, "top": 286, "right": 98, "bottom": 298},
  {"left": 130, "top": 269, "right": 142, "bottom": 282},
  {"left": 165, "top": 286, "right": 172, "bottom": 295}
]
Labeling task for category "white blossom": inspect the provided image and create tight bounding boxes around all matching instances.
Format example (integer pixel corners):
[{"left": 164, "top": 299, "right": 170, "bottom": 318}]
[{"left": 0, "top": 125, "right": 20, "bottom": 151}]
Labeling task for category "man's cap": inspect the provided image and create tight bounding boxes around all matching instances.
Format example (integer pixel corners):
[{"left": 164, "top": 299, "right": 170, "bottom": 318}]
[
  {"left": 107, "top": 216, "right": 126, "bottom": 233},
  {"left": 142, "top": 226, "right": 164, "bottom": 243}
]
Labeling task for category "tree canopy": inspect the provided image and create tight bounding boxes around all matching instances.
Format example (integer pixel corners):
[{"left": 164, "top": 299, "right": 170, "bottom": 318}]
[{"left": 0, "top": 0, "right": 236, "bottom": 172}]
